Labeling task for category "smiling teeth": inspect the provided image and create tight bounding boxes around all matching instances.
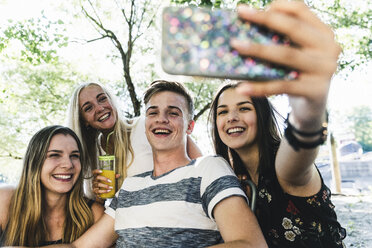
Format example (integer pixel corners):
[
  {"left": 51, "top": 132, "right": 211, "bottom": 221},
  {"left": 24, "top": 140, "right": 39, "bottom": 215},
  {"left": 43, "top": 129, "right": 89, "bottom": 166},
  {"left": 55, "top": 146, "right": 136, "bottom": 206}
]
[
  {"left": 54, "top": 175, "right": 72, "bottom": 179},
  {"left": 228, "top": 127, "right": 244, "bottom": 134},
  {"left": 98, "top": 113, "right": 109, "bottom": 121},
  {"left": 154, "top": 129, "right": 170, "bottom": 134}
]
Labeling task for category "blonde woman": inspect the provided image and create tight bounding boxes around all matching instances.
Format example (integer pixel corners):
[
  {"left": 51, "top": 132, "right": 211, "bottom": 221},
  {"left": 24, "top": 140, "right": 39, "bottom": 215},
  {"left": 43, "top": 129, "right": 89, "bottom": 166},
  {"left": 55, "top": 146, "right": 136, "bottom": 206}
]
[
  {"left": 67, "top": 82, "right": 201, "bottom": 199},
  {"left": 0, "top": 125, "right": 103, "bottom": 246}
]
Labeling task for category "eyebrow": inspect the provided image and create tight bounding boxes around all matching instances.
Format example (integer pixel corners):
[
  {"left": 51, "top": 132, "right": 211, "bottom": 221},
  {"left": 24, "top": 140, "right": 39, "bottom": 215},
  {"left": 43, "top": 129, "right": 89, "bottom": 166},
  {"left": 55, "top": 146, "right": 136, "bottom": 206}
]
[
  {"left": 80, "top": 92, "right": 106, "bottom": 110},
  {"left": 146, "top": 106, "right": 158, "bottom": 113},
  {"left": 146, "top": 105, "right": 183, "bottom": 113},
  {"left": 47, "top": 150, "right": 63, "bottom": 153},
  {"left": 47, "top": 150, "right": 80, "bottom": 154},
  {"left": 217, "top": 100, "right": 253, "bottom": 109},
  {"left": 168, "top": 105, "right": 183, "bottom": 113}
]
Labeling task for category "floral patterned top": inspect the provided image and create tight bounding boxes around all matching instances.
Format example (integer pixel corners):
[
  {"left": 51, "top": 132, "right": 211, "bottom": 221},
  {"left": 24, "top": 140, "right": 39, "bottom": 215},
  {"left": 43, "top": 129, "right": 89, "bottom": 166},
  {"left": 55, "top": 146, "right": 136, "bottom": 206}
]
[{"left": 245, "top": 168, "right": 346, "bottom": 248}]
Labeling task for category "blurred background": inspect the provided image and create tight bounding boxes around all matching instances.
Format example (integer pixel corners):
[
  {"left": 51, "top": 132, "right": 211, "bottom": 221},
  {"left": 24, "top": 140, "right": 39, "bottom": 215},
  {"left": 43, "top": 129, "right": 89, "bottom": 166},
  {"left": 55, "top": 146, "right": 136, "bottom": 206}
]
[{"left": 1, "top": 0, "right": 371, "bottom": 196}]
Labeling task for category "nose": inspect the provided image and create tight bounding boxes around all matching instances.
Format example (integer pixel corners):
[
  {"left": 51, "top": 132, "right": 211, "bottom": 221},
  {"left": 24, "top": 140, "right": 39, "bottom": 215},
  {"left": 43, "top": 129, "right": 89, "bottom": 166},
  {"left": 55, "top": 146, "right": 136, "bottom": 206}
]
[
  {"left": 227, "top": 110, "right": 239, "bottom": 123},
  {"left": 96, "top": 104, "right": 105, "bottom": 113},
  {"left": 156, "top": 112, "right": 169, "bottom": 123},
  {"left": 60, "top": 155, "right": 74, "bottom": 169}
]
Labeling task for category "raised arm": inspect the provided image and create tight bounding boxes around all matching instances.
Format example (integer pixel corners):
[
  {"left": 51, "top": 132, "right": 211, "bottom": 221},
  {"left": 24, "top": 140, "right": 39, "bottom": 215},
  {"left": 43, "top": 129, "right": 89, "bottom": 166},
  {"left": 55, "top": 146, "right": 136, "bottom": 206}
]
[{"left": 231, "top": 1, "right": 341, "bottom": 196}]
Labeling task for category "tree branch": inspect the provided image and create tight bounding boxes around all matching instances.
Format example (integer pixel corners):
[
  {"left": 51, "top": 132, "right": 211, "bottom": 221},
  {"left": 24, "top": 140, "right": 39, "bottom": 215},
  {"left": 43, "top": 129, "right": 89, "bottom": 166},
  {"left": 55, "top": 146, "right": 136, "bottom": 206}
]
[
  {"left": 86, "top": 0, "right": 104, "bottom": 26},
  {"left": 132, "top": 1, "right": 159, "bottom": 43},
  {"left": 0, "top": 153, "right": 22, "bottom": 160},
  {"left": 82, "top": 6, "right": 127, "bottom": 63},
  {"left": 129, "top": 0, "right": 135, "bottom": 26},
  {"left": 194, "top": 101, "right": 212, "bottom": 121},
  {"left": 86, "top": 35, "right": 110, "bottom": 43},
  {"left": 121, "top": 7, "right": 129, "bottom": 23},
  {"left": 193, "top": 84, "right": 204, "bottom": 108}
]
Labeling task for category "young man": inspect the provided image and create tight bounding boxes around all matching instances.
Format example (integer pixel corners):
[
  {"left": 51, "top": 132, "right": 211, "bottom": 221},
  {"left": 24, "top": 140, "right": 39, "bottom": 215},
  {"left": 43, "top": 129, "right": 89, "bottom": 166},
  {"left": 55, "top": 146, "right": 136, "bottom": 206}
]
[{"left": 43, "top": 80, "right": 266, "bottom": 248}]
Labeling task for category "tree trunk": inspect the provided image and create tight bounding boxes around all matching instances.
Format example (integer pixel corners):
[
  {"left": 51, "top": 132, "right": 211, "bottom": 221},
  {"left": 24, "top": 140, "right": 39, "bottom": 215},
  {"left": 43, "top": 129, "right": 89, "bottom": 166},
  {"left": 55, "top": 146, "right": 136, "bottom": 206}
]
[{"left": 329, "top": 132, "right": 342, "bottom": 193}]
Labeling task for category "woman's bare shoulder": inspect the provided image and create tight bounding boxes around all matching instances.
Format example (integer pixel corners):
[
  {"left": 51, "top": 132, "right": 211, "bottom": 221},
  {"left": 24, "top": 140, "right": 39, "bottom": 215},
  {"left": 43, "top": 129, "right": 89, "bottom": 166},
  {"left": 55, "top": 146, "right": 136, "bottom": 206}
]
[
  {"left": 0, "top": 185, "right": 16, "bottom": 228},
  {"left": 0, "top": 185, "right": 15, "bottom": 200}
]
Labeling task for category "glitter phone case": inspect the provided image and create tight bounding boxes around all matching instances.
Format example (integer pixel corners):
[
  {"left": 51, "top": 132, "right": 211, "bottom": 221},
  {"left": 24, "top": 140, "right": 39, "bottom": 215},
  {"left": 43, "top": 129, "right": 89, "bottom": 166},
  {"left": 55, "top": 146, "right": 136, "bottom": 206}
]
[{"left": 161, "top": 6, "right": 298, "bottom": 81}]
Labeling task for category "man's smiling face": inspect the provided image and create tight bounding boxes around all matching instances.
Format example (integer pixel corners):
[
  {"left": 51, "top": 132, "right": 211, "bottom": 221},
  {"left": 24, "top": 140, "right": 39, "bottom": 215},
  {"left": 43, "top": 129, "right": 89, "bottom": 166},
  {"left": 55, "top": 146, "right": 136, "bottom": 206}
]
[{"left": 145, "top": 91, "right": 193, "bottom": 152}]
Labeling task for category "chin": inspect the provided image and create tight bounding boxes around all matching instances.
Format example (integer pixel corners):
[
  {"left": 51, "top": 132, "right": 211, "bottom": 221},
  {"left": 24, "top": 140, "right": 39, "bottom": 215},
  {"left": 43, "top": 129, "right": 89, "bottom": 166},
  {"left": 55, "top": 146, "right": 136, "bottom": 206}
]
[{"left": 224, "top": 141, "right": 247, "bottom": 150}]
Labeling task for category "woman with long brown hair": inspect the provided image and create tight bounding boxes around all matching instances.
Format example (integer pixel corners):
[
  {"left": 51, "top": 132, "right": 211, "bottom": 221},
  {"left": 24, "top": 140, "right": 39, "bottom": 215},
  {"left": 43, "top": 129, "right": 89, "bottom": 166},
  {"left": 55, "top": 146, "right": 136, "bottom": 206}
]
[
  {"left": 0, "top": 125, "right": 103, "bottom": 246},
  {"left": 209, "top": 1, "right": 346, "bottom": 247}
]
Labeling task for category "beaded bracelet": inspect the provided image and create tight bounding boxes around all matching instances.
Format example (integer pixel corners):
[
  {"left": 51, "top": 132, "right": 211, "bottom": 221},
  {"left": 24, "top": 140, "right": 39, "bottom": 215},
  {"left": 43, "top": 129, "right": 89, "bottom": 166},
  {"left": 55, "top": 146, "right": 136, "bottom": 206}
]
[{"left": 284, "top": 114, "right": 328, "bottom": 151}]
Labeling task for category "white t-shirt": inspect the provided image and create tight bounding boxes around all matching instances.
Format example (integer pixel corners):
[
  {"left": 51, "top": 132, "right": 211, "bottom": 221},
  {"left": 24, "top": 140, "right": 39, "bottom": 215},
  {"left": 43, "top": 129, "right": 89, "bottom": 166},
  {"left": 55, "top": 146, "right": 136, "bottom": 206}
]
[{"left": 126, "top": 116, "right": 153, "bottom": 176}]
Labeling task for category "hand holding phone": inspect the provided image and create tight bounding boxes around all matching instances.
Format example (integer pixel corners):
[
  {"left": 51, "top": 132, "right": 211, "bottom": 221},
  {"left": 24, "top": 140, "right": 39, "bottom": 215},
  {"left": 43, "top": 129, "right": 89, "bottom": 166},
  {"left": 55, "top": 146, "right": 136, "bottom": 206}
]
[{"left": 161, "top": 6, "right": 298, "bottom": 81}]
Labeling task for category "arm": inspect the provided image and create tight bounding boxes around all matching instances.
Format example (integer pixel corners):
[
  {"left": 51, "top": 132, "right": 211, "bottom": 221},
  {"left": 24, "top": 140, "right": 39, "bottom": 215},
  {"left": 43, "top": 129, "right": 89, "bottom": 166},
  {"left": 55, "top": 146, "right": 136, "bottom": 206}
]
[
  {"left": 210, "top": 196, "right": 267, "bottom": 248},
  {"left": 39, "top": 214, "right": 118, "bottom": 248},
  {"left": 91, "top": 202, "right": 105, "bottom": 223},
  {"left": 231, "top": 1, "right": 341, "bottom": 196},
  {"left": 71, "top": 214, "right": 117, "bottom": 248},
  {"left": 1, "top": 190, "right": 110, "bottom": 248},
  {"left": 186, "top": 135, "right": 202, "bottom": 159}
]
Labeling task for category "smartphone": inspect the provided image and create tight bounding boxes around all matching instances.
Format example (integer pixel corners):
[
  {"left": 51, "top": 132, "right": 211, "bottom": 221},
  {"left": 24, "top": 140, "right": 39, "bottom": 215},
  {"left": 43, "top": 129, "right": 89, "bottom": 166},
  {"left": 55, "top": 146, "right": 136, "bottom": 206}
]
[{"left": 161, "top": 6, "right": 298, "bottom": 81}]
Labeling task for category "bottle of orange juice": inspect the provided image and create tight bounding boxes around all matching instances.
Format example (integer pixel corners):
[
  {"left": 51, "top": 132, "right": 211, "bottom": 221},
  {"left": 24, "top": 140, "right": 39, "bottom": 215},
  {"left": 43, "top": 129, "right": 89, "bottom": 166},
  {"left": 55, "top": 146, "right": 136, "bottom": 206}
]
[{"left": 98, "top": 155, "right": 116, "bottom": 199}]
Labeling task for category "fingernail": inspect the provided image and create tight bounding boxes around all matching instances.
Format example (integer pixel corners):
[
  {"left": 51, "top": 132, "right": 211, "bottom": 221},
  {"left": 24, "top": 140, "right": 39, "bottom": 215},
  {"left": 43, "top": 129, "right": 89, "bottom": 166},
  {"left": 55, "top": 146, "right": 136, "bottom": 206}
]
[
  {"left": 107, "top": 179, "right": 112, "bottom": 183},
  {"left": 109, "top": 186, "right": 113, "bottom": 189},
  {"left": 98, "top": 170, "right": 102, "bottom": 173},
  {"left": 230, "top": 38, "right": 249, "bottom": 49},
  {"left": 230, "top": 38, "right": 238, "bottom": 47},
  {"left": 107, "top": 189, "right": 112, "bottom": 193}
]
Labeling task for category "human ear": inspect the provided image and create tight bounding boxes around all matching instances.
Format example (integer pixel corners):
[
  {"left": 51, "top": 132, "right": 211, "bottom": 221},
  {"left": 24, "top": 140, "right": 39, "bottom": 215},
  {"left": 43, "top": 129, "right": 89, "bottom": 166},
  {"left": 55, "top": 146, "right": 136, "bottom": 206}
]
[{"left": 186, "top": 120, "right": 195, "bottom": 134}]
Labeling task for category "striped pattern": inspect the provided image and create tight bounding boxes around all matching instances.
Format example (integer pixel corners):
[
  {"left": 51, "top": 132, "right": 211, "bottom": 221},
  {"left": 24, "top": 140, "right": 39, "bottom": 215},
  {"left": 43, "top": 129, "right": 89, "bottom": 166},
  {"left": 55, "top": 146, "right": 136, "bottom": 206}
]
[{"left": 106, "top": 155, "right": 247, "bottom": 248}]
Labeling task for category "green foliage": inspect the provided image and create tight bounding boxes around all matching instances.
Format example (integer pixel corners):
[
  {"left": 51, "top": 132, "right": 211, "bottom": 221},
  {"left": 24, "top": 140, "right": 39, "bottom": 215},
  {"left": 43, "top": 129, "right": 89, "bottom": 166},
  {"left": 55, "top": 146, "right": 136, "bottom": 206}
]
[
  {"left": 170, "top": 0, "right": 273, "bottom": 8},
  {"left": 0, "top": 10, "right": 74, "bottom": 161},
  {"left": 306, "top": 0, "right": 371, "bottom": 71},
  {"left": 346, "top": 106, "right": 372, "bottom": 152},
  {"left": 184, "top": 79, "right": 221, "bottom": 121},
  {"left": 237, "top": 0, "right": 273, "bottom": 8},
  {"left": 0, "top": 61, "right": 83, "bottom": 158},
  {"left": 171, "top": 0, "right": 216, "bottom": 7},
  {"left": 0, "top": 15, "right": 68, "bottom": 65}
]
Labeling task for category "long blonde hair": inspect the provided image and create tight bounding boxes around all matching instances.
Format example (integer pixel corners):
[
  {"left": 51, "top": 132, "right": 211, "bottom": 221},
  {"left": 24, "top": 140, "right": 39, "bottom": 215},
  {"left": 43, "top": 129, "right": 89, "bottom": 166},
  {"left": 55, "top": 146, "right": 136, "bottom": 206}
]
[
  {"left": 1, "top": 126, "right": 94, "bottom": 246},
  {"left": 67, "top": 82, "right": 134, "bottom": 190}
]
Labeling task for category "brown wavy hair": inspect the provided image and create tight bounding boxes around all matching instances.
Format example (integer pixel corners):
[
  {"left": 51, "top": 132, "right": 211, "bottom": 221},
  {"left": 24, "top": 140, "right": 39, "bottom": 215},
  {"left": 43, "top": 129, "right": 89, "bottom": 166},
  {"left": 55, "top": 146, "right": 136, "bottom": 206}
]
[
  {"left": 208, "top": 82, "right": 282, "bottom": 179},
  {"left": 1, "top": 125, "right": 94, "bottom": 246}
]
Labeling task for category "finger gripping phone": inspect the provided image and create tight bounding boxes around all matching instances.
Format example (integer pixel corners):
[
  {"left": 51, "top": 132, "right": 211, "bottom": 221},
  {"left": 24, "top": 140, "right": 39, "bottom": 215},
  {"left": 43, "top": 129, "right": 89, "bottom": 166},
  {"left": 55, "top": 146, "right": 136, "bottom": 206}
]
[{"left": 161, "top": 6, "right": 298, "bottom": 81}]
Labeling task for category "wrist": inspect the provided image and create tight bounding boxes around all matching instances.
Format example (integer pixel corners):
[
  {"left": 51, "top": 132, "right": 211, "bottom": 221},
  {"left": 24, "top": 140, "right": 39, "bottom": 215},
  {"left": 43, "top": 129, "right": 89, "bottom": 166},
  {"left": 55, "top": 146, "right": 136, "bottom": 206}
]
[
  {"left": 284, "top": 112, "right": 328, "bottom": 151},
  {"left": 288, "top": 109, "right": 327, "bottom": 132}
]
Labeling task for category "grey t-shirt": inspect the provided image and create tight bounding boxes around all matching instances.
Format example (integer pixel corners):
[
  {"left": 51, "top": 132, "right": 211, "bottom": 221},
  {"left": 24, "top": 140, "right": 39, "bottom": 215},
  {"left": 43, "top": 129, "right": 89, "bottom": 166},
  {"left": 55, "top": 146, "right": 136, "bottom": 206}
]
[{"left": 105, "top": 155, "right": 247, "bottom": 248}]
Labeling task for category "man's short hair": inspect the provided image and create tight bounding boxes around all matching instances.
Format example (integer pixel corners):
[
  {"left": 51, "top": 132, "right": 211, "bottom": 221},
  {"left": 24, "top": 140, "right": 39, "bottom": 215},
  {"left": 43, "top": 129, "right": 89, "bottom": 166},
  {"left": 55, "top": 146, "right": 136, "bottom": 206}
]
[{"left": 144, "top": 80, "right": 194, "bottom": 120}]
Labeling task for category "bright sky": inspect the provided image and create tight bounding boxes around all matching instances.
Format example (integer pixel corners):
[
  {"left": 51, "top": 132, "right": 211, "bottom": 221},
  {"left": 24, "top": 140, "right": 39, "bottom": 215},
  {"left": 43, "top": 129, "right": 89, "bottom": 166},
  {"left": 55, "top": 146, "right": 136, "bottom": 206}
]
[
  {"left": 0, "top": 0, "right": 53, "bottom": 20},
  {"left": 330, "top": 66, "right": 372, "bottom": 110}
]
